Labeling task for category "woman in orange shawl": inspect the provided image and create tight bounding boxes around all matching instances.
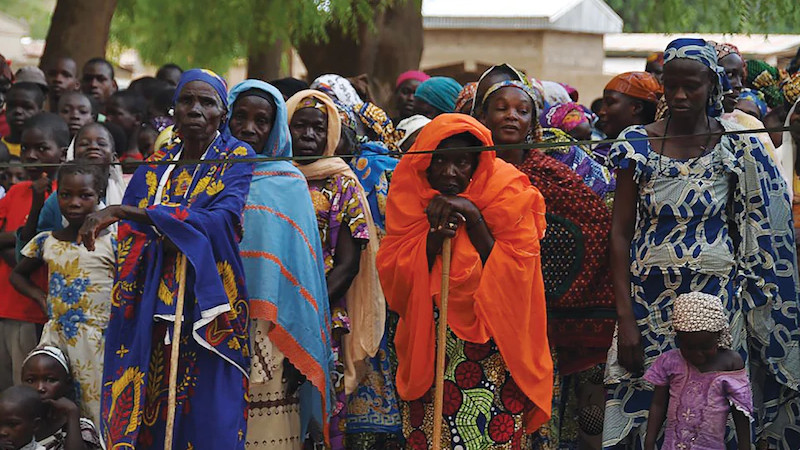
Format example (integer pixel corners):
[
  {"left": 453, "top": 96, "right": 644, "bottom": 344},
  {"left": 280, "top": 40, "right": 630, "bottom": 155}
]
[{"left": 377, "top": 114, "right": 553, "bottom": 449}]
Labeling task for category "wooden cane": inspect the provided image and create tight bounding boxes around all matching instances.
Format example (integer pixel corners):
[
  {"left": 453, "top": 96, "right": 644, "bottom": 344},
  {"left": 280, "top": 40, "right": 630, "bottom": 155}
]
[
  {"left": 432, "top": 237, "right": 452, "bottom": 450},
  {"left": 164, "top": 253, "right": 188, "bottom": 450}
]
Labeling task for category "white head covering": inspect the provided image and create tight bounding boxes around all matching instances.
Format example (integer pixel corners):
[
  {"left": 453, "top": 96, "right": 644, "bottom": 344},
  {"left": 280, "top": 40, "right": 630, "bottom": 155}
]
[
  {"left": 672, "top": 293, "right": 732, "bottom": 349},
  {"left": 541, "top": 80, "right": 572, "bottom": 106},
  {"left": 396, "top": 115, "right": 431, "bottom": 148},
  {"left": 23, "top": 346, "right": 71, "bottom": 375},
  {"left": 777, "top": 99, "right": 799, "bottom": 198}
]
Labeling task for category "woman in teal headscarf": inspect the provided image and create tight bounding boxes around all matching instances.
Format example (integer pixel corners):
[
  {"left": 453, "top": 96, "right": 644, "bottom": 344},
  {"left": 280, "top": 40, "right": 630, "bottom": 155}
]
[{"left": 227, "top": 80, "right": 333, "bottom": 448}]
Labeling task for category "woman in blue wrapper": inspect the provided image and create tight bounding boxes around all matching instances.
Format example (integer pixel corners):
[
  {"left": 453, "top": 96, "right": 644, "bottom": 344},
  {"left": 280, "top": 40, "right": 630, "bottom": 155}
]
[
  {"left": 227, "top": 79, "right": 334, "bottom": 449},
  {"left": 602, "top": 38, "right": 800, "bottom": 449},
  {"left": 77, "top": 69, "right": 255, "bottom": 449}
]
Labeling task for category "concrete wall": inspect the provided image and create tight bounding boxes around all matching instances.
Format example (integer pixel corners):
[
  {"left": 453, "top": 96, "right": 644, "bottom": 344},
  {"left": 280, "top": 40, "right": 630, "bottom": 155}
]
[{"left": 420, "top": 28, "right": 612, "bottom": 103}]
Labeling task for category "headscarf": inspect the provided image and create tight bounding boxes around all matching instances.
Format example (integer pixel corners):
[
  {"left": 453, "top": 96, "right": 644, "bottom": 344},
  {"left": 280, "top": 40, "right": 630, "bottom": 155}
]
[
  {"left": 414, "top": 76, "right": 462, "bottom": 114},
  {"left": 541, "top": 81, "right": 572, "bottom": 106},
  {"left": 377, "top": 113, "right": 553, "bottom": 430},
  {"left": 228, "top": 80, "right": 333, "bottom": 438},
  {"left": 311, "top": 74, "right": 363, "bottom": 108},
  {"left": 672, "top": 292, "right": 733, "bottom": 349},
  {"left": 528, "top": 77, "right": 547, "bottom": 121},
  {"left": 604, "top": 71, "right": 663, "bottom": 104},
  {"left": 541, "top": 102, "right": 590, "bottom": 132},
  {"left": 286, "top": 89, "right": 385, "bottom": 394},
  {"left": 354, "top": 102, "right": 403, "bottom": 151},
  {"left": 782, "top": 72, "right": 800, "bottom": 106},
  {"left": 396, "top": 114, "right": 431, "bottom": 148},
  {"left": 481, "top": 80, "right": 539, "bottom": 116},
  {"left": 746, "top": 60, "right": 786, "bottom": 108},
  {"left": 663, "top": 38, "right": 726, "bottom": 117},
  {"left": 472, "top": 63, "right": 529, "bottom": 115},
  {"left": 711, "top": 41, "right": 743, "bottom": 65},
  {"left": 559, "top": 82, "right": 579, "bottom": 101},
  {"left": 24, "top": 346, "right": 70, "bottom": 375},
  {"left": 454, "top": 82, "right": 477, "bottom": 112},
  {"left": 738, "top": 88, "right": 768, "bottom": 118},
  {"left": 395, "top": 70, "right": 430, "bottom": 88},
  {"left": 172, "top": 68, "right": 229, "bottom": 132}
]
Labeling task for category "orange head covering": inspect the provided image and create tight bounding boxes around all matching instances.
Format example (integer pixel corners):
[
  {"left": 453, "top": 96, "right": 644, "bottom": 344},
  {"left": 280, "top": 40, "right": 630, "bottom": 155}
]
[
  {"left": 605, "top": 71, "right": 663, "bottom": 104},
  {"left": 376, "top": 114, "right": 553, "bottom": 430}
]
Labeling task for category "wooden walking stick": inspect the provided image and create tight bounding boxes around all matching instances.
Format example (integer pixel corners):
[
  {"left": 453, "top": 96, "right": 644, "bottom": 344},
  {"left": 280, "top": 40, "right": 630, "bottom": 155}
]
[
  {"left": 432, "top": 237, "right": 452, "bottom": 450},
  {"left": 164, "top": 253, "right": 188, "bottom": 450}
]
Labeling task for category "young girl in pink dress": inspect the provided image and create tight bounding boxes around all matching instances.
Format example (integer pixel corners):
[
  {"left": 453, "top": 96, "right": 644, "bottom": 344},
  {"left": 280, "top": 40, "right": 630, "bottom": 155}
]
[{"left": 644, "top": 292, "right": 753, "bottom": 450}]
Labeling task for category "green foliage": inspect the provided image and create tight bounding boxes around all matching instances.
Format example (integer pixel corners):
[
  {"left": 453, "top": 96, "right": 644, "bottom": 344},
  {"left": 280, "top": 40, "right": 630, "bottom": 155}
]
[
  {"left": 0, "top": 0, "right": 55, "bottom": 39},
  {"left": 110, "top": 0, "right": 392, "bottom": 72},
  {"left": 606, "top": 0, "right": 800, "bottom": 33}
]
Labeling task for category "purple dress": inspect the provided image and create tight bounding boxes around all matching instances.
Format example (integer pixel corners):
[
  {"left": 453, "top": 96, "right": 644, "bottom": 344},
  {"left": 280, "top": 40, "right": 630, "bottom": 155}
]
[{"left": 643, "top": 349, "right": 753, "bottom": 450}]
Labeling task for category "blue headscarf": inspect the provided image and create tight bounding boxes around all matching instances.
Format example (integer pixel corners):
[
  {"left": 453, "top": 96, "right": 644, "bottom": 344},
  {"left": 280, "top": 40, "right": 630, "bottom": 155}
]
[
  {"left": 173, "top": 68, "right": 230, "bottom": 129},
  {"left": 738, "top": 88, "right": 769, "bottom": 118},
  {"left": 664, "top": 38, "right": 728, "bottom": 117},
  {"left": 415, "top": 76, "right": 463, "bottom": 114},
  {"left": 227, "top": 80, "right": 334, "bottom": 440}
]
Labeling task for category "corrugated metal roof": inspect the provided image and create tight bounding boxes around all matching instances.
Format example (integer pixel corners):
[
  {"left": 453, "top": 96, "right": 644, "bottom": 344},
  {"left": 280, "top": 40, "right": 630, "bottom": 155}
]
[{"left": 423, "top": 0, "right": 623, "bottom": 34}]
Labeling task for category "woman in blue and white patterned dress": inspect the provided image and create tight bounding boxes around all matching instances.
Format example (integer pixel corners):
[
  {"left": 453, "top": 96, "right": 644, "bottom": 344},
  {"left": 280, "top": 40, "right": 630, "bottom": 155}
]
[{"left": 603, "top": 37, "right": 800, "bottom": 449}]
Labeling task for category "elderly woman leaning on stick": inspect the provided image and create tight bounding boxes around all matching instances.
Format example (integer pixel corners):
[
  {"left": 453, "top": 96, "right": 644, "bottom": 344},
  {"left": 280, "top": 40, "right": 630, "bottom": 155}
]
[
  {"left": 376, "top": 113, "right": 553, "bottom": 449},
  {"left": 77, "top": 69, "right": 255, "bottom": 450}
]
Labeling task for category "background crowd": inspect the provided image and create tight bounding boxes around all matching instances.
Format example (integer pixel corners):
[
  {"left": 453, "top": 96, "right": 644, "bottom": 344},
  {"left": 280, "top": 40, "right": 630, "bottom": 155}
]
[{"left": 0, "top": 37, "right": 799, "bottom": 450}]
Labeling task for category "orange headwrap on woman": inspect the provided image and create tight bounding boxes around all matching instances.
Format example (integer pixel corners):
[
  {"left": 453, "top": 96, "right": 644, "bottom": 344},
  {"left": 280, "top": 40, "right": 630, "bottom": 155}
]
[{"left": 376, "top": 114, "right": 553, "bottom": 429}]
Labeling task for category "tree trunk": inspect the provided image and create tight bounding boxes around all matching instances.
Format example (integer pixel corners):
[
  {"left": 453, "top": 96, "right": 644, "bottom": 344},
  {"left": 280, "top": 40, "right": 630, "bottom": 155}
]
[
  {"left": 40, "top": 0, "right": 118, "bottom": 71},
  {"left": 247, "top": 39, "right": 285, "bottom": 81},
  {"left": 297, "top": 0, "right": 423, "bottom": 109}
]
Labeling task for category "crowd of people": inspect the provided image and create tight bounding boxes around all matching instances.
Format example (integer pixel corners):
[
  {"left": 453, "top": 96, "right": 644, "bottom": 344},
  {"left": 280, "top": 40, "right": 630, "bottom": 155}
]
[{"left": 0, "top": 37, "right": 800, "bottom": 450}]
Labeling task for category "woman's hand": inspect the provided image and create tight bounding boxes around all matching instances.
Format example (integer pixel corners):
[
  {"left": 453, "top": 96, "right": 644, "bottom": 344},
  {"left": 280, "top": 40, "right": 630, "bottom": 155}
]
[
  {"left": 77, "top": 205, "right": 123, "bottom": 251},
  {"left": 425, "top": 195, "right": 480, "bottom": 232},
  {"left": 617, "top": 315, "right": 645, "bottom": 375}
]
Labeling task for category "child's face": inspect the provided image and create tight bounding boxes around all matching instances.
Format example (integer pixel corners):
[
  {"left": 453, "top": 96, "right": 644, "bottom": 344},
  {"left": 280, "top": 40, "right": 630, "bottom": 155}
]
[
  {"left": 20, "top": 128, "right": 64, "bottom": 179},
  {"left": 57, "top": 173, "right": 99, "bottom": 226},
  {"left": 137, "top": 128, "right": 158, "bottom": 158},
  {"left": 75, "top": 125, "right": 114, "bottom": 164},
  {"left": 21, "top": 355, "right": 71, "bottom": 401},
  {"left": 0, "top": 165, "right": 28, "bottom": 191},
  {"left": 5, "top": 90, "right": 42, "bottom": 135},
  {"left": 676, "top": 331, "right": 719, "bottom": 367},
  {"left": 0, "top": 401, "right": 38, "bottom": 450},
  {"left": 58, "top": 94, "right": 94, "bottom": 138},
  {"left": 106, "top": 98, "right": 139, "bottom": 136}
]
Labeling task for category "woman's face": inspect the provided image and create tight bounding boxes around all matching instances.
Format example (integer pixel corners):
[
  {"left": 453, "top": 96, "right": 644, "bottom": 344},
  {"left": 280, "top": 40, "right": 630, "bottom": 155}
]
[
  {"left": 413, "top": 98, "right": 440, "bottom": 120},
  {"left": 21, "top": 355, "right": 71, "bottom": 401},
  {"left": 599, "top": 90, "right": 641, "bottom": 139},
  {"left": 426, "top": 135, "right": 480, "bottom": 195},
  {"left": 229, "top": 96, "right": 276, "bottom": 153},
  {"left": 662, "top": 59, "right": 714, "bottom": 118},
  {"left": 720, "top": 54, "right": 744, "bottom": 113},
  {"left": 174, "top": 81, "right": 224, "bottom": 143},
  {"left": 480, "top": 87, "right": 533, "bottom": 145},
  {"left": 290, "top": 107, "right": 328, "bottom": 165},
  {"left": 394, "top": 79, "right": 421, "bottom": 120},
  {"left": 75, "top": 124, "right": 114, "bottom": 163}
]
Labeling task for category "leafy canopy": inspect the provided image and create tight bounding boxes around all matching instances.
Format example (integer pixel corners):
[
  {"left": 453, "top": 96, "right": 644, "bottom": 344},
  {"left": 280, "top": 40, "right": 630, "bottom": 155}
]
[
  {"left": 110, "top": 0, "right": 392, "bottom": 73},
  {"left": 606, "top": 0, "right": 800, "bottom": 33}
]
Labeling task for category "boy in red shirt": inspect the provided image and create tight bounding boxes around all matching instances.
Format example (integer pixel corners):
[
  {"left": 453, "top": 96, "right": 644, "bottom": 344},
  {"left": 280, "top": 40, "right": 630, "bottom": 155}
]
[{"left": 0, "top": 112, "right": 67, "bottom": 390}]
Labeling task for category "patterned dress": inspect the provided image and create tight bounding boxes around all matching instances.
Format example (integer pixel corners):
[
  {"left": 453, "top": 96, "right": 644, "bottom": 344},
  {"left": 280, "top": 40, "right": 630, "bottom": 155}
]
[
  {"left": 401, "top": 312, "right": 536, "bottom": 450},
  {"left": 39, "top": 418, "right": 104, "bottom": 449},
  {"left": 603, "top": 123, "right": 800, "bottom": 449},
  {"left": 309, "top": 174, "right": 369, "bottom": 449},
  {"left": 642, "top": 350, "right": 753, "bottom": 450},
  {"left": 22, "top": 231, "right": 116, "bottom": 426}
]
